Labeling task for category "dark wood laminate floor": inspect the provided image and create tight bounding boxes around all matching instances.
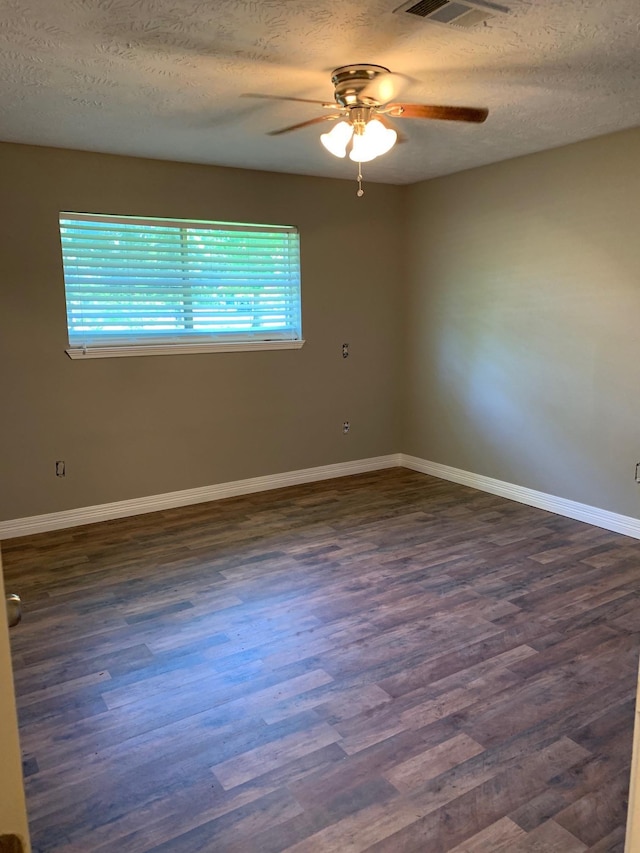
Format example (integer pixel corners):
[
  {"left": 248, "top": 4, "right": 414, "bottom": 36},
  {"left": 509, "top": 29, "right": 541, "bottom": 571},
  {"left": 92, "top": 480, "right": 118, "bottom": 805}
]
[{"left": 3, "top": 468, "right": 639, "bottom": 852}]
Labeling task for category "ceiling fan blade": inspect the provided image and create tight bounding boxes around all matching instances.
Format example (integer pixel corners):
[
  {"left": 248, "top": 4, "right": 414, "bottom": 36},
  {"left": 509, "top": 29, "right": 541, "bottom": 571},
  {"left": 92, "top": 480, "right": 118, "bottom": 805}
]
[
  {"left": 267, "top": 114, "right": 342, "bottom": 136},
  {"left": 388, "top": 104, "right": 489, "bottom": 123},
  {"left": 360, "top": 72, "right": 411, "bottom": 105},
  {"left": 242, "top": 93, "right": 335, "bottom": 108}
]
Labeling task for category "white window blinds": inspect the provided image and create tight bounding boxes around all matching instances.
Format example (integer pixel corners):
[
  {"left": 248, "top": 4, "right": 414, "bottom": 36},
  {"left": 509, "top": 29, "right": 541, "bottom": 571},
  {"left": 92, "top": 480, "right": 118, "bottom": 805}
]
[{"left": 59, "top": 213, "right": 302, "bottom": 354}]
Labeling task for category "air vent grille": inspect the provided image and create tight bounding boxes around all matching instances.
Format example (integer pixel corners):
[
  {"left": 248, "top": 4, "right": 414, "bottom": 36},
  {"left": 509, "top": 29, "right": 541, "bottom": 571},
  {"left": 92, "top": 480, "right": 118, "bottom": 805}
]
[
  {"left": 451, "top": 7, "right": 495, "bottom": 26},
  {"left": 403, "top": 0, "right": 449, "bottom": 16},
  {"left": 395, "top": 0, "right": 497, "bottom": 28}
]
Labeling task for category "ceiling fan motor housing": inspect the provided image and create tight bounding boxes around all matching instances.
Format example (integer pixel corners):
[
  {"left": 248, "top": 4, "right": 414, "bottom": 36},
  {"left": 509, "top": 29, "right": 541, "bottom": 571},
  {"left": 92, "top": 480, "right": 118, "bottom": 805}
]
[{"left": 331, "top": 64, "right": 391, "bottom": 106}]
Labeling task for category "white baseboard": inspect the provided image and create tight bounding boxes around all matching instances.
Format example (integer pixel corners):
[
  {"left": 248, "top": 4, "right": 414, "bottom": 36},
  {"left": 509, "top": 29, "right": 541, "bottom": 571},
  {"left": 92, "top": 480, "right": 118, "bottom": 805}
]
[
  {"left": 0, "top": 454, "right": 402, "bottom": 540},
  {"left": 3, "top": 452, "right": 639, "bottom": 542},
  {"left": 400, "top": 454, "right": 640, "bottom": 541}
]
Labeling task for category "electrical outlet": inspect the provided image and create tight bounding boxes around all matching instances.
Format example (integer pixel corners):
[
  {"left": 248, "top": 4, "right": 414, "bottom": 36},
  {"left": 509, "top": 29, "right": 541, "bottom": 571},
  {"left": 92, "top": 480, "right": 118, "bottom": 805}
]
[
  {"left": 55, "top": 460, "right": 66, "bottom": 477},
  {"left": 343, "top": 421, "right": 350, "bottom": 434},
  {"left": 342, "top": 343, "right": 349, "bottom": 359}
]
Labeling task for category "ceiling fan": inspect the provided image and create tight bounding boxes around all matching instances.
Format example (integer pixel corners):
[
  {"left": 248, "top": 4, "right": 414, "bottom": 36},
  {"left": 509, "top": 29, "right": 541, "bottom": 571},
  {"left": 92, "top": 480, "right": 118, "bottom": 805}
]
[{"left": 245, "top": 64, "right": 488, "bottom": 195}]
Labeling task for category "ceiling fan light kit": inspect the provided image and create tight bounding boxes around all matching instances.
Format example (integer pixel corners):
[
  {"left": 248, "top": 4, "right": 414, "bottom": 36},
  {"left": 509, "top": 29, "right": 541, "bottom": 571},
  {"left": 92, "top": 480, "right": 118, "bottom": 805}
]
[
  {"left": 320, "top": 121, "right": 353, "bottom": 158},
  {"left": 350, "top": 119, "right": 397, "bottom": 163},
  {"left": 252, "top": 63, "right": 488, "bottom": 197},
  {"left": 320, "top": 115, "right": 398, "bottom": 162}
]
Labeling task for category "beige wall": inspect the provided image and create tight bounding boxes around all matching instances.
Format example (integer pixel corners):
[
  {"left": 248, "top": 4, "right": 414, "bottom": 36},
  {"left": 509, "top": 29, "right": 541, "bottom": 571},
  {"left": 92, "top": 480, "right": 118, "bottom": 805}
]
[
  {"left": 2, "top": 129, "right": 640, "bottom": 525},
  {"left": 0, "top": 143, "right": 404, "bottom": 521},
  {"left": 404, "top": 128, "right": 640, "bottom": 518}
]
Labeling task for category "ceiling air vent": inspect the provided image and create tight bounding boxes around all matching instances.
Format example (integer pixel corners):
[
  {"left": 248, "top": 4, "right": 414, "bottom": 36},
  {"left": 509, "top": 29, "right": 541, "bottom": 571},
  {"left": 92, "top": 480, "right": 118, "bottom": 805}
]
[{"left": 394, "top": 0, "right": 497, "bottom": 28}]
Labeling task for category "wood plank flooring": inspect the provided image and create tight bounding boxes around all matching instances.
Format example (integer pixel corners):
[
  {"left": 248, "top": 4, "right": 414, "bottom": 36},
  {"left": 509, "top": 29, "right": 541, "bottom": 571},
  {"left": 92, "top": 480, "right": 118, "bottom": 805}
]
[{"left": 2, "top": 468, "right": 639, "bottom": 852}]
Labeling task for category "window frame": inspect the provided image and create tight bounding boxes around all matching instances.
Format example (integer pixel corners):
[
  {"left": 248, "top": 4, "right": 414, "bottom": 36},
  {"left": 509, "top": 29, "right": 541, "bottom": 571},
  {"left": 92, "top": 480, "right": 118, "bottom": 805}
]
[{"left": 58, "top": 212, "right": 304, "bottom": 359}]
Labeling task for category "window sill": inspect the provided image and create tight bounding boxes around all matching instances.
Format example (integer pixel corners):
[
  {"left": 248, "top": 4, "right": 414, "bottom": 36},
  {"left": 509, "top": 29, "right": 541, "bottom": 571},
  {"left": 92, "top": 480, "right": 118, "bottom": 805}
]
[{"left": 66, "top": 340, "right": 306, "bottom": 359}]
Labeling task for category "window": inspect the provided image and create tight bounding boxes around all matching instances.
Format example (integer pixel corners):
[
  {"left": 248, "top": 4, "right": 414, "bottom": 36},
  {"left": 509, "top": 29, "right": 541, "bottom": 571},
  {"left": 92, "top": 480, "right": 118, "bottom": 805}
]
[{"left": 59, "top": 213, "right": 303, "bottom": 358}]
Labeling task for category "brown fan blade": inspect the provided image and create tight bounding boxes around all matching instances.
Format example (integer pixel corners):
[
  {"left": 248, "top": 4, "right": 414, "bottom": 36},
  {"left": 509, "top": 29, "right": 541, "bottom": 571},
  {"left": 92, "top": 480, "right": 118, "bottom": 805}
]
[
  {"left": 267, "top": 114, "right": 342, "bottom": 136},
  {"left": 388, "top": 104, "right": 489, "bottom": 123},
  {"left": 242, "top": 93, "right": 336, "bottom": 108}
]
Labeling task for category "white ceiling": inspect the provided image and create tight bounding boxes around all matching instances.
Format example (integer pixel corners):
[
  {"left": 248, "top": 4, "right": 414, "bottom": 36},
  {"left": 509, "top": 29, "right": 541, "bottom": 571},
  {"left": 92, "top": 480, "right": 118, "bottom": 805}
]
[{"left": 1, "top": 0, "right": 638, "bottom": 185}]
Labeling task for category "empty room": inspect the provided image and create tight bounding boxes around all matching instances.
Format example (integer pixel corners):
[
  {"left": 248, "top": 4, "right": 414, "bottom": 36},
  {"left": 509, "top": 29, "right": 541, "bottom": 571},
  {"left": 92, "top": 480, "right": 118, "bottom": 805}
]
[{"left": 1, "top": 1, "right": 640, "bottom": 851}]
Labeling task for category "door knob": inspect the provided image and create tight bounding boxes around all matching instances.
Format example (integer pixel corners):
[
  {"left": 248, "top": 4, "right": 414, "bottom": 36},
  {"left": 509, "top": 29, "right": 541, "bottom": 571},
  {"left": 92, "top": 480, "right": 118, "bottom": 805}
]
[
  {"left": 0, "top": 833, "right": 27, "bottom": 852},
  {"left": 6, "top": 594, "right": 22, "bottom": 628}
]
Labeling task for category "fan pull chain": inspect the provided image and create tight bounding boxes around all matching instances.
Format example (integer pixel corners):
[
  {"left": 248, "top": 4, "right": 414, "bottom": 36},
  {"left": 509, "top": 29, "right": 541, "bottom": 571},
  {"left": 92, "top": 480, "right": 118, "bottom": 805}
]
[{"left": 356, "top": 162, "right": 364, "bottom": 197}]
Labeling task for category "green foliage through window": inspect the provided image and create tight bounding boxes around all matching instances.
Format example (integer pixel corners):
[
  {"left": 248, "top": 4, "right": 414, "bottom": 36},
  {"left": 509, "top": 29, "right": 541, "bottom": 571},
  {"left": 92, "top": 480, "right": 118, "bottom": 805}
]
[{"left": 59, "top": 213, "right": 302, "bottom": 350}]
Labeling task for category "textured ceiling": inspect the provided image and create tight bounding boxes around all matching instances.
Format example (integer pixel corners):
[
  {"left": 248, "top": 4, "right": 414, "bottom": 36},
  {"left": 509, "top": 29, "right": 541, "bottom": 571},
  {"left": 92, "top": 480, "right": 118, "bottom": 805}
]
[{"left": 0, "top": 0, "right": 638, "bottom": 185}]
